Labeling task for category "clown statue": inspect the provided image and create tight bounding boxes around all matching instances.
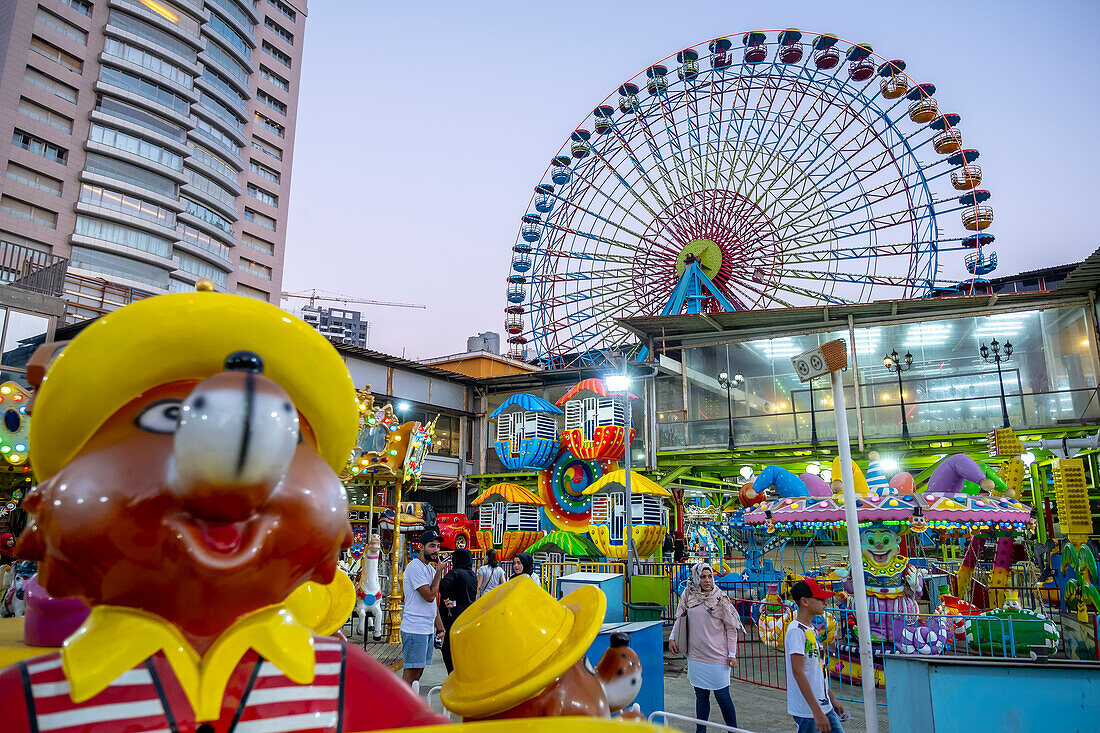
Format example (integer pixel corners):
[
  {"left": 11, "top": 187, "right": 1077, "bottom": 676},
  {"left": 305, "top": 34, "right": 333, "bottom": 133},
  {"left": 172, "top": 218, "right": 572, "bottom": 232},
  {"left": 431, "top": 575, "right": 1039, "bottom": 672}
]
[{"left": 849, "top": 522, "right": 925, "bottom": 643}]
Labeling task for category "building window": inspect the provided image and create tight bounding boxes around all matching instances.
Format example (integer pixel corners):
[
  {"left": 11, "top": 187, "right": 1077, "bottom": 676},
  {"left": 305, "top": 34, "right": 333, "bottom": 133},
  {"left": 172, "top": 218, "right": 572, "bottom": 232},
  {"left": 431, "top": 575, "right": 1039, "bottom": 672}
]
[
  {"left": 243, "top": 207, "right": 276, "bottom": 231},
  {"left": 256, "top": 90, "right": 286, "bottom": 116},
  {"left": 74, "top": 215, "right": 174, "bottom": 258},
  {"left": 6, "top": 162, "right": 63, "bottom": 197},
  {"left": 175, "top": 252, "right": 227, "bottom": 287},
  {"left": 190, "top": 143, "right": 239, "bottom": 184},
  {"left": 30, "top": 35, "right": 83, "bottom": 73},
  {"left": 249, "top": 159, "right": 280, "bottom": 184},
  {"left": 60, "top": 0, "right": 93, "bottom": 17},
  {"left": 241, "top": 232, "right": 275, "bottom": 255},
  {"left": 198, "top": 92, "right": 245, "bottom": 132},
  {"left": 261, "top": 40, "right": 291, "bottom": 68},
  {"left": 200, "top": 68, "right": 247, "bottom": 112},
  {"left": 237, "top": 283, "right": 270, "bottom": 300},
  {"left": 202, "top": 40, "right": 249, "bottom": 87},
  {"left": 84, "top": 152, "right": 178, "bottom": 198},
  {"left": 103, "top": 37, "right": 192, "bottom": 86},
  {"left": 96, "top": 96, "right": 186, "bottom": 142},
  {"left": 79, "top": 183, "right": 175, "bottom": 228},
  {"left": 258, "top": 64, "right": 289, "bottom": 92},
  {"left": 24, "top": 65, "right": 77, "bottom": 102},
  {"left": 267, "top": 0, "right": 295, "bottom": 22},
  {"left": 207, "top": 12, "right": 251, "bottom": 59},
  {"left": 193, "top": 117, "right": 240, "bottom": 159},
  {"left": 177, "top": 223, "right": 231, "bottom": 260},
  {"left": 182, "top": 197, "right": 234, "bottom": 234},
  {"left": 12, "top": 128, "right": 68, "bottom": 164},
  {"left": 251, "top": 135, "right": 282, "bottom": 161},
  {"left": 17, "top": 97, "right": 73, "bottom": 133},
  {"left": 106, "top": 10, "right": 198, "bottom": 63},
  {"left": 88, "top": 123, "right": 182, "bottom": 170},
  {"left": 0, "top": 196, "right": 58, "bottom": 229},
  {"left": 207, "top": 0, "right": 254, "bottom": 33},
  {"left": 187, "top": 169, "right": 236, "bottom": 209},
  {"left": 247, "top": 183, "right": 278, "bottom": 207},
  {"left": 36, "top": 6, "right": 88, "bottom": 45},
  {"left": 69, "top": 245, "right": 169, "bottom": 289},
  {"left": 254, "top": 112, "right": 285, "bottom": 138},
  {"left": 263, "top": 16, "right": 293, "bottom": 44},
  {"left": 238, "top": 257, "right": 272, "bottom": 280},
  {"left": 99, "top": 65, "right": 190, "bottom": 116}
]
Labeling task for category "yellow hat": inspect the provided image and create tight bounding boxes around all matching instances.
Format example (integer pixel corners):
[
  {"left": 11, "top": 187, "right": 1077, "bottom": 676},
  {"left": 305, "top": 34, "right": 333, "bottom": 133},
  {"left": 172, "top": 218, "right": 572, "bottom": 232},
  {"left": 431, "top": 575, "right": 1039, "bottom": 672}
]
[
  {"left": 441, "top": 576, "right": 605, "bottom": 719},
  {"left": 30, "top": 292, "right": 358, "bottom": 480}
]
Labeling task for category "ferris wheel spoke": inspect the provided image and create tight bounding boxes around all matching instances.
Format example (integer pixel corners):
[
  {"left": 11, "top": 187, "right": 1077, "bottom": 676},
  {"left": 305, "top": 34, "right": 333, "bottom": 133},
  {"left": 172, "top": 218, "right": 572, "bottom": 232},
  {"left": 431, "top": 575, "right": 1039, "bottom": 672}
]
[{"left": 596, "top": 120, "right": 676, "bottom": 213}]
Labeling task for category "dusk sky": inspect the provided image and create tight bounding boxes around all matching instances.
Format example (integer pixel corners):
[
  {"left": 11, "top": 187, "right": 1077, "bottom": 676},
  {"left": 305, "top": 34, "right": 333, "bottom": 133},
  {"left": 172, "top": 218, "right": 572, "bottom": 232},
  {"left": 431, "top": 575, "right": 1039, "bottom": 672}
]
[{"left": 282, "top": 0, "right": 1099, "bottom": 360}]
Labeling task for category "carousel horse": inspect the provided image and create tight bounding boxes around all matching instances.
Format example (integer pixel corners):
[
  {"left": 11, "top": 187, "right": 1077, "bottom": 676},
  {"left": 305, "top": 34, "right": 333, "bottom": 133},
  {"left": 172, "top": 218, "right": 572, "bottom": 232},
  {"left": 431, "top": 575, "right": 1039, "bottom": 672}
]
[
  {"left": 0, "top": 561, "right": 34, "bottom": 618},
  {"left": 355, "top": 534, "right": 384, "bottom": 640}
]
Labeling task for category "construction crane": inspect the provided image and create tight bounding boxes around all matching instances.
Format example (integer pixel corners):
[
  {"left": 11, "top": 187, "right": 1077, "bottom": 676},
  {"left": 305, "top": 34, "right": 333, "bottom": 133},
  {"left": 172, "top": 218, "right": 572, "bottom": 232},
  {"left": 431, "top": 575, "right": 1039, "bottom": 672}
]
[{"left": 280, "top": 289, "right": 425, "bottom": 310}]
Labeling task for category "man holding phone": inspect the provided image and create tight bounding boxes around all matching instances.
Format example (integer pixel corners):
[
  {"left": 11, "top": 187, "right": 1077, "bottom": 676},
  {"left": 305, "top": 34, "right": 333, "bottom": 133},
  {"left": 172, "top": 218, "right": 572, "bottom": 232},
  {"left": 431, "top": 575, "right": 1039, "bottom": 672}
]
[{"left": 400, "top": 530, "right": 450, "bottom": 689}]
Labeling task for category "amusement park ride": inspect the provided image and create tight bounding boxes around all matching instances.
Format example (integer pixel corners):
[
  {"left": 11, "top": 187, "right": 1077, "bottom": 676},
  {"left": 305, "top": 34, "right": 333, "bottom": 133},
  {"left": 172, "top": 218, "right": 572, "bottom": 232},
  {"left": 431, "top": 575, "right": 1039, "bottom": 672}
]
[{"left": 503, "top": 30, "right": 999, "bottom": 367}]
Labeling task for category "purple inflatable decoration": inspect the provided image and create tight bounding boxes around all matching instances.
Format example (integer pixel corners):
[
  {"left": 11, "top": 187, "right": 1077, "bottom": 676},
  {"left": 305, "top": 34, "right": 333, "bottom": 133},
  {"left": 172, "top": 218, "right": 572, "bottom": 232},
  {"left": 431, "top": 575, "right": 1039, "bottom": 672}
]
[
  {"left": 927, "top": 453, "right": 987, "bottom": 494},
  {"left": 800, "top": 472, "right": 832, "bottom": 497}
]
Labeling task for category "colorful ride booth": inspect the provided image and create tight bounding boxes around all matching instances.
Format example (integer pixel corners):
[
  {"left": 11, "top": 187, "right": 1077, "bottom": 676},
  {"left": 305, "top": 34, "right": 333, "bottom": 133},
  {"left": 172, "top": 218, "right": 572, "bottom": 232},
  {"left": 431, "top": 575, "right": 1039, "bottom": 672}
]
[
  {"left": 470, "top": 482, "right": 545, "bottom": 561},
  {"left": 742, "top": 452, "right": 1044, "bottom": 688}
]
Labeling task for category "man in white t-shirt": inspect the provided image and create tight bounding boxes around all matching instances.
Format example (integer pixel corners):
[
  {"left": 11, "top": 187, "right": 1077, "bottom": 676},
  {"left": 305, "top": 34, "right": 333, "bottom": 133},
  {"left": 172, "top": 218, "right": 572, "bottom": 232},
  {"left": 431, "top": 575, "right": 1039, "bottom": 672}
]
[
  {"left": 401, "top": 529, "right": 449, "bottom": 688},
  {"left": 784, "top": 578, "right": 846, "bottom": 733}
]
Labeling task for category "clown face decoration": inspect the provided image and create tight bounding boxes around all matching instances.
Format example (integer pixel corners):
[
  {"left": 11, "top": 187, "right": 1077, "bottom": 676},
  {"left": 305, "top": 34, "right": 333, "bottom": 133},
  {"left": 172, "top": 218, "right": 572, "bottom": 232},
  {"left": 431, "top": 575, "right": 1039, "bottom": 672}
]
[{"left": 861, "top": 525, "right": 902, "bottom": 568}]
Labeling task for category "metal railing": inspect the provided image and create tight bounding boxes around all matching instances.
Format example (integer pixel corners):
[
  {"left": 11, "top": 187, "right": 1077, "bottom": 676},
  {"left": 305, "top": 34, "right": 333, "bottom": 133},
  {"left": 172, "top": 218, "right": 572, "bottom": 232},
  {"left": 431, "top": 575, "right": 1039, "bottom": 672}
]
[
  {"left": 0, "top": 240, "right": 68, "bottom": 297},
  {"left": 649, "top": 711, "right": 757, "bottom": 732}
]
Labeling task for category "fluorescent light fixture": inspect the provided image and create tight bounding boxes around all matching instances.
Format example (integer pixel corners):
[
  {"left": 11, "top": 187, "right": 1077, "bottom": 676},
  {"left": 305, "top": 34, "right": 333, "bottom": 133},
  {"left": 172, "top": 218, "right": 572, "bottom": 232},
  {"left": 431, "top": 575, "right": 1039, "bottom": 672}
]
[
  {"left": 739, "top": 466, "right": 754, "bottom": 480},
  {"left": 880, "top": 458, "right": 899, "bottom": 472},
  {"left": 1022, "top": 451, "right": 1035, "bottom": 466},
  {"left": 397, "top": 401, "right": 410, "bottom": 411},
  {"left": 805, "top": 463, "right": 821, "bottom": 475}
]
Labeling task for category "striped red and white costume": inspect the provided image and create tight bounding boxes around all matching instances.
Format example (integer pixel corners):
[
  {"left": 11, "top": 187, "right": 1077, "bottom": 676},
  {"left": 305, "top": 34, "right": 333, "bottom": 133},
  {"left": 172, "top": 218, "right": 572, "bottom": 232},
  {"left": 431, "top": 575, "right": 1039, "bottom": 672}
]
[{"left": 0, "top": 637, "right": 446, "bottom": 732}]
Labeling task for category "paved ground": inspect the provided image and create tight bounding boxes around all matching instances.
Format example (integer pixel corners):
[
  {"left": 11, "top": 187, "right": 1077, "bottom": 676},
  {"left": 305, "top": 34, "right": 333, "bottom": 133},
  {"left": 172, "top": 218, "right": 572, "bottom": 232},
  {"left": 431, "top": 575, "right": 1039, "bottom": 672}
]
[{"left": 406, "top": 650, "right": 889, "bottom": 733}]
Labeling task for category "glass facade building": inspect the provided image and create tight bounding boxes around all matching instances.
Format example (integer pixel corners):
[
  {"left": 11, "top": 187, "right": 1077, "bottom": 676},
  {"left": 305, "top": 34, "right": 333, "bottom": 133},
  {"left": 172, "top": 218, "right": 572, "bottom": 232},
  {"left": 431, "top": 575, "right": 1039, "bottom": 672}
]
[{"left": 0, "top": 0, "right": 307, "bottom": 321}]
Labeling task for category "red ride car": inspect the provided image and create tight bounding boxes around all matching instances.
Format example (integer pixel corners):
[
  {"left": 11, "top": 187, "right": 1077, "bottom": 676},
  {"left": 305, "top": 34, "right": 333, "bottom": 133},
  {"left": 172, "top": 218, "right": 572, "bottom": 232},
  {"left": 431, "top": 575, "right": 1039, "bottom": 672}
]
[{"left": 437, "top": 513, "right": 480, "bottom": 551}]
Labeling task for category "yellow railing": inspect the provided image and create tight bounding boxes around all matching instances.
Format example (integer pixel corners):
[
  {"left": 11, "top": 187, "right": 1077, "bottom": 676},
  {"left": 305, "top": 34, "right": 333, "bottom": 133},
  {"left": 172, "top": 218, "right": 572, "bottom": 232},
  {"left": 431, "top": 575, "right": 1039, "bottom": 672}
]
[{"left": 537, "top": 561, "right": 626, "bottom": 595}]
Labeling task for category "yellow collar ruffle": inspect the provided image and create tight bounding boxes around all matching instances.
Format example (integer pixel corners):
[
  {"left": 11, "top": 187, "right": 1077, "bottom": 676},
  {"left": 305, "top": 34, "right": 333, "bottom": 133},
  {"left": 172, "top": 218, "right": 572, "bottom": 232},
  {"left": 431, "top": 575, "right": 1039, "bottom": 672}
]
[{"left": 61, "top": 603, "right": 316, "bottom": 721}]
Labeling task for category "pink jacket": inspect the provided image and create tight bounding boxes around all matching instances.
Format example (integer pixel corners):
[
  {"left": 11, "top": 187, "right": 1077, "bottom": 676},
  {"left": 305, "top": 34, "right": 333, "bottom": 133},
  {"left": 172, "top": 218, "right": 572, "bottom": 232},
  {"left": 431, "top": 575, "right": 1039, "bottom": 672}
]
[{"left": 670, "top": 602, "right": 740, "bottom": 664}]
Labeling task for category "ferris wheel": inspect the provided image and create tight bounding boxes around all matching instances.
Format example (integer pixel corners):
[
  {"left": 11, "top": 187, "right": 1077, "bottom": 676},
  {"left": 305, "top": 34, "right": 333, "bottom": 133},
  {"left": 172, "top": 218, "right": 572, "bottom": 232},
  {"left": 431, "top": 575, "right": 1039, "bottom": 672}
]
[{"left": 504, "top": 30, "right": 995, "bottom": 367}]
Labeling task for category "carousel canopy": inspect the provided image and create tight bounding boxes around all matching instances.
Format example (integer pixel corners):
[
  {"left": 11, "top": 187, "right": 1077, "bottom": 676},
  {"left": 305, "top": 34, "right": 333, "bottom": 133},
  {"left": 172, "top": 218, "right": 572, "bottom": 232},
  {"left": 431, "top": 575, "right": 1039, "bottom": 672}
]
[
  {"left": 582, "top": 470, "right": 673, "bottom": 497},
  {"left": 743, "top": 492, "right": 1032, "bottom": 530},
  {"left": 489, "top": 393, "right": 563, "bottom": 419},
  {"left": 471, "top": 482, "right": 545, "bottom": 506}
]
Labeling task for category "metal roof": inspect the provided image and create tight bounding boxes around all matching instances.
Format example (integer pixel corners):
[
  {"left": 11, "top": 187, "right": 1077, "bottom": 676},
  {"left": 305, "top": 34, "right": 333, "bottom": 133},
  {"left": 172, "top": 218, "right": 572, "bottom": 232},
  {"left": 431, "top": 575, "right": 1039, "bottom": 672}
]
[
  {"left": 617, "top": 288, "right": 1091, "bottom": 346},
  {"left": 1054, "top": 243, "right": 1100, "bottom": 295}
]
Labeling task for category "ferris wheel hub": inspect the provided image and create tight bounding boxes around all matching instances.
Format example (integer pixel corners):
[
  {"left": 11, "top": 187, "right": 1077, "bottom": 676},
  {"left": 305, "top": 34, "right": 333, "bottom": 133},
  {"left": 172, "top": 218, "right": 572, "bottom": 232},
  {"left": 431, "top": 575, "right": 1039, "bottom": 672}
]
[{"left": 676, "top": 239, "right": 724, "bottom": 280}]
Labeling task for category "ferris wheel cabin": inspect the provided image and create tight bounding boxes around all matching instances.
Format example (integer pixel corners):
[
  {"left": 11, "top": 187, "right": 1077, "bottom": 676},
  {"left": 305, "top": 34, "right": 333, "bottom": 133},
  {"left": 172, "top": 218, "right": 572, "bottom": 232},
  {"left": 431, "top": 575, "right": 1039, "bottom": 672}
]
[
  {"left": 948, "top": 149, "right": 982, "bottom": 190},
  {"left": 677, "top": 48, "right": 700, "bottom": 79},
  {"left": 812, "top": 34, "right": 840, "bottom": 69},
  {"left": 709, "top": 38, "right": 733, "bottom": 69},
  {"left": 618, "top": 83, "right": 640, "bottom": 114},
  {"left": 570, "top": 129, "right": 592, "bottom": 158},
  {"left": 778, "top": 29, "right": 804, "bottom": 63},
  {"left": 907, "top": 83, "right": 938, "bottom": 123},
  {"left": 879, "top": 59, "right": 908, "bottom": 98},
  {"left": 550, "top": 155, "right": 571, "bottom": 185},
  {"left": 846, "top": 43, "right": 875, "bottom": 80},
  {"left": 645, "top": 66, "right": 669, "bottom": 95},
  {"left": 556, "top": 379, "right": 635, "bottom": 462},
  {"left": 534, "top": 183, "right": 555, "bottom": 213},
  {"left": 742, "top": 32, "right": 768, "bottom": 63},
  {"left": 930, "top": 113, "right": 963, "bottom": 154}
]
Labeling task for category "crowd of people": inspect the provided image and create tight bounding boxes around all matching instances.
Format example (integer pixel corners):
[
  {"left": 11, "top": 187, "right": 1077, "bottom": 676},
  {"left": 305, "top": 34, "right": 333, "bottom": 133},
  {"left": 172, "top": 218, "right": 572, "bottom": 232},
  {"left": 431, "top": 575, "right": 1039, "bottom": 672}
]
[{"left": 395, "top": 530, "right": 847, "bottom": 733}]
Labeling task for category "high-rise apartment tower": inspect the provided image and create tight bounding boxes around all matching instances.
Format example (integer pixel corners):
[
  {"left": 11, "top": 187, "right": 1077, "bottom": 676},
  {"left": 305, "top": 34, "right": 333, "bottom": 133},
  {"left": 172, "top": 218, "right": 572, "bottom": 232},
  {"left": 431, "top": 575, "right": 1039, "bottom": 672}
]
[{"left": 0, "top": 0, "right": 307, "bottom": 320}]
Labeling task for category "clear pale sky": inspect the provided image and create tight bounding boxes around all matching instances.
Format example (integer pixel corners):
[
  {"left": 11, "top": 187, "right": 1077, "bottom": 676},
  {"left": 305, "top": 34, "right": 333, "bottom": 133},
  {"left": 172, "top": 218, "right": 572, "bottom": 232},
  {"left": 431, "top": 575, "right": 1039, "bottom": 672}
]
[{"left": 282, "top": 0, "right": 1099, "bottom": 360}]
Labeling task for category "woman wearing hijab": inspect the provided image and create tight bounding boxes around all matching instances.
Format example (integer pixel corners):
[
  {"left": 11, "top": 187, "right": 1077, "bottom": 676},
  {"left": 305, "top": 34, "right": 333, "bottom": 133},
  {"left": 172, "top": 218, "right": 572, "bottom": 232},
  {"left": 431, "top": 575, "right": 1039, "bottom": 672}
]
[
  {"left": 511, "top": 552, "right": 535, "bottom": 579},
  {"left": 668, "top": 563, "right": 743, "bottom": 732},
  {"left": 438, "top": 548, "right": 478, "bottom": 673}
]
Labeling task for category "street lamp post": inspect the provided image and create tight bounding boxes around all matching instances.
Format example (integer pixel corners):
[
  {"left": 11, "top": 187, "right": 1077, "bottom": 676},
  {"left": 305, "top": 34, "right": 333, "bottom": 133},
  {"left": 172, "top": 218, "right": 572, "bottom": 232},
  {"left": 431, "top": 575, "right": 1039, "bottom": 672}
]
[
  {"left": 883, "top": 349, "right": 914, "bottom": 441},
  {"left": 979, "top": 338, "right": 1013, "bottom": 428},
  {"left": 718, "top": 371, "right": 744, "bottom": 451}
]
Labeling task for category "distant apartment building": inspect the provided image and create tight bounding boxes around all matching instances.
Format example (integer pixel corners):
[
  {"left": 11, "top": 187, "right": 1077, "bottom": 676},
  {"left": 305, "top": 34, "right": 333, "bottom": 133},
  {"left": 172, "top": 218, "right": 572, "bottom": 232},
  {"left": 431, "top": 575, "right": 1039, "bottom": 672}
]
[
  {"left": 301, "top": 304, "right": 369, "bottom": 348},
  {"left": 0, "top": 0, "right": 307, "bottom": 321}
]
